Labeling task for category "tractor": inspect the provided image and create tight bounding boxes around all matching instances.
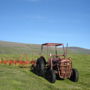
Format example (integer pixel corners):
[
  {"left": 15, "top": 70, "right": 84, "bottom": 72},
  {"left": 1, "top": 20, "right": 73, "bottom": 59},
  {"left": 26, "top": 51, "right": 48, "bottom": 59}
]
[{"left": 31, "top": 43, "right": 79, "bottom": 83}]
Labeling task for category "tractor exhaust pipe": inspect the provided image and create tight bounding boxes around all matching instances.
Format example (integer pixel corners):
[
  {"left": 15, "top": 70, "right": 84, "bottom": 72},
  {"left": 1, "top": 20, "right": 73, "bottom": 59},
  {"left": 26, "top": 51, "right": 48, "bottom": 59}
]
[
  {"left": 65, "top": 43, "right": 68, "bottom": 58},
  {"left": 63, "top": 43, "right": 68, "bottom": 59}
]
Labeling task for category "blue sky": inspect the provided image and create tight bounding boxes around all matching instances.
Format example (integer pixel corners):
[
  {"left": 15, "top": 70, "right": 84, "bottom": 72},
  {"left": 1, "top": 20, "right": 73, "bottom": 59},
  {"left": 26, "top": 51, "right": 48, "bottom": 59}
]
[{"left": 0, "top": 0, "right": 90, "bottom": 49}]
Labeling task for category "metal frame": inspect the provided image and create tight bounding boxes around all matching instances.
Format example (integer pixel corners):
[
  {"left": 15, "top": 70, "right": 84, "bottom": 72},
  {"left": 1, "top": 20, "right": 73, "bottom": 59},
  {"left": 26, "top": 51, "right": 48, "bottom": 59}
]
[
  {"left": 41, "top": 43, "right": 65, "bottom": 57},
  {"left": 40, "top": 43, "right": 72, "bottom": 79}
]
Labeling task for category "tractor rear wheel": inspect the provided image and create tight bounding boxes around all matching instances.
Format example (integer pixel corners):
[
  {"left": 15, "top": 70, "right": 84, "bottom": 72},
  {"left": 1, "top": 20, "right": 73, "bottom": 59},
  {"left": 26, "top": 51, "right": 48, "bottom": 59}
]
[
  {"left": 36, "top": 57, "right": 46, "bottom": 76},
  {"left": 45, "top": 69, "right": 56, "bottom": 83},
  {"left": 69, "top": 68, "right": 79, "bottom": 82},
  {"left": 31, "top": 65, "right": 37, "bottom": 74}
]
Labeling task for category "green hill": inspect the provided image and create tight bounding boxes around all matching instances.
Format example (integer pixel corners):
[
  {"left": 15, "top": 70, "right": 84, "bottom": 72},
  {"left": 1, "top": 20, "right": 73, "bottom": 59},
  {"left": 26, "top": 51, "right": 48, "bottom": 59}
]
[
  {"left": 0, "top": 41, "right": 90, "bottom": 54},
  {"left": 0, "top": 41, "right": 41, "bottom": 54}
]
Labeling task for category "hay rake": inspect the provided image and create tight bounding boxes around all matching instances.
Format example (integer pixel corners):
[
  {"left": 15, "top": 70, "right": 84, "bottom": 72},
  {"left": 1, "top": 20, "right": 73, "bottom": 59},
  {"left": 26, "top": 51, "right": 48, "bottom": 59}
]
[{"left": 0, "top": 54, "right": 36, "bottom": 66}]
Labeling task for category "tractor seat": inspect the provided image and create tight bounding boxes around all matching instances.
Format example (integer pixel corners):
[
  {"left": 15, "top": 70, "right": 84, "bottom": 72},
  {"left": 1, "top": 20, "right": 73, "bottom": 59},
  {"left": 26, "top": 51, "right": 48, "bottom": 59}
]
[
  {"left": 48, "top": 57, "right": 60, "bottom": 65},
  {"left": 52, "top": 57, "right": 60, "bottom": 63}
]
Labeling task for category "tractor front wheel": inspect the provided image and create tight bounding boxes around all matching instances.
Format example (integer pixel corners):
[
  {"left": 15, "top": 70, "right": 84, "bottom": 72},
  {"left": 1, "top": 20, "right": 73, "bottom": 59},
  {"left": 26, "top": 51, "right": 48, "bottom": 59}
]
[
  {"left": 45, "top": 69, "right": 56, "bottom": 83},
  {"left": 69, "top": 68, "right": 79, "bottom": 82}
]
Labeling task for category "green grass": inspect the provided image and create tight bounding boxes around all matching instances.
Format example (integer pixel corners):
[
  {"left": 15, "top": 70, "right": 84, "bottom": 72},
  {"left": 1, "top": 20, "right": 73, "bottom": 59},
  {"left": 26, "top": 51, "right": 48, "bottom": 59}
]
[{"left": 0, "top": 54, "right": 90, "bottom": 90}]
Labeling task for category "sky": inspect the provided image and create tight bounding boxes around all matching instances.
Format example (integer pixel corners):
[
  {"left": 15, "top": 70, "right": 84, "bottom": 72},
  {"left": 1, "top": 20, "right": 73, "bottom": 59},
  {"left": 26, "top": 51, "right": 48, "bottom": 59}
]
[{"left": 0, "top": 0, "right": 90, "bottom": 49}]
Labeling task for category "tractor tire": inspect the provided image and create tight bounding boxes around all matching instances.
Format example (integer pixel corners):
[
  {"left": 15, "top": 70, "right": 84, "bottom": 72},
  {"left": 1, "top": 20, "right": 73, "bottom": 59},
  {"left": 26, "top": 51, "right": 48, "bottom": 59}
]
[
  {"left": 31, "top": 65, "right": 37, "bottom": 74},
  {"left": 45, "top": 69, "right": 56, "bottom": 83},
  {"left": 69, "top": 68, "right": 79, "bottom": 82},
  {"left": 36, "top": 58, "right": 46, "bottom": 76}
]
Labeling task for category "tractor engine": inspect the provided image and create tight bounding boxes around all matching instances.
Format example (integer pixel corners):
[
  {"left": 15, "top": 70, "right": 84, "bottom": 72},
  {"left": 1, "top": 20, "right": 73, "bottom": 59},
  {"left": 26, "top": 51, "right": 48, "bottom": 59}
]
[{"left": 58, "top": 58, "right": 72, "bottom": 79}]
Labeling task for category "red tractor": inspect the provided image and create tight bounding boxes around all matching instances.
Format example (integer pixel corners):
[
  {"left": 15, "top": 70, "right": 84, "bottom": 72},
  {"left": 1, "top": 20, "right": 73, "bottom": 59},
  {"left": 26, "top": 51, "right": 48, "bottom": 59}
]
[{"left": 31, "top": 43, "right": 79, "bottom": 83}]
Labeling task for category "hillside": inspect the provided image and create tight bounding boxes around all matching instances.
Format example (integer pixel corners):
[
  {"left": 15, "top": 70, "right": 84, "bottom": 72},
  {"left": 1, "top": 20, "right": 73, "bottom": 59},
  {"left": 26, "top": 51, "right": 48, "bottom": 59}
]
[
  {"left": 0, "top": 41, "right": 90, "bottom": 54},
  {"left": 0, "top": 54, "right": 90, "bottom": 90},
  {"left": 68, "top": 47, "right": 90, "bottom": 54},
  {"left": 0, "top": 41, "right": 41, "bottom": 54}
]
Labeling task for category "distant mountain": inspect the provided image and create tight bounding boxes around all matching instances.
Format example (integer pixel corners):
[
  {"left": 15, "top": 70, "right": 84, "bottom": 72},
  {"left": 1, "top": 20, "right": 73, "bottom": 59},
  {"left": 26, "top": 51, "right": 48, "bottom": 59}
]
[
  {"left": 0, "top": 41, "right": 90, "bottom": 54},
  {"left": 68, "top": 47, "right": 90, "bottom": 54},
  {"left": 0, "top": 41, "right": 41, "bottom": 54}
]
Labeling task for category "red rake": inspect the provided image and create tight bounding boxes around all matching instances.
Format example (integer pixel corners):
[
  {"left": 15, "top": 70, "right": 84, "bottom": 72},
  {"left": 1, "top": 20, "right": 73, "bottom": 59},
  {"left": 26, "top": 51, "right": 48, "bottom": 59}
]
[
  {"left": 0, "top": 55, "right": 36, "bottom": 66},
  {"left": 0, "top": 60, "right": 36, "bottom": 66}
]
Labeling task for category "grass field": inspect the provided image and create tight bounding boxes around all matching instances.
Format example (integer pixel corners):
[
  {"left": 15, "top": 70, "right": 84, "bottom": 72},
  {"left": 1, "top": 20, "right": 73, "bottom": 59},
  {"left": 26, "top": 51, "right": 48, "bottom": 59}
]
[{"left": 0, "top": 54, "right": 90, "bottom": 90}]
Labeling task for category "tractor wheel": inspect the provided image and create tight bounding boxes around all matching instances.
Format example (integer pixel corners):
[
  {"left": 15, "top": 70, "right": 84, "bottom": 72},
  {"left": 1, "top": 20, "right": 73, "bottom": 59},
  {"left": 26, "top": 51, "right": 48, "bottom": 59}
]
[
  {"left": 69, "top": 68, "right": 79, "bottom": 82},
  {"left": 31, "top": 65, "right": 37, "bottom": 74},
  {"left": 45, "top": 69, "right": 56, "bottom": 83},
  {"left": 36, "top": 58, "right": 46, "bottom": 76}
]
